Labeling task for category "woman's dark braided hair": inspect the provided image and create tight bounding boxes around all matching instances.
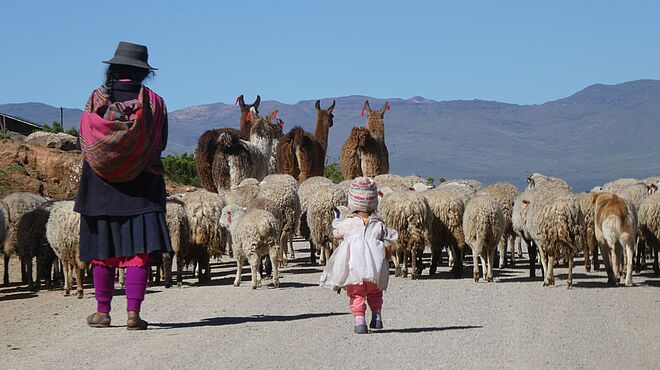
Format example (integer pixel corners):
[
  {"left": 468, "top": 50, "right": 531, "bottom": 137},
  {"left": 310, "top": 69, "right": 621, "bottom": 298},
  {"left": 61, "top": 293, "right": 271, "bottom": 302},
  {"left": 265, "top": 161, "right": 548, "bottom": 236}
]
[{"left": 104, "top": 64, "right": 153, "bottom": 100}]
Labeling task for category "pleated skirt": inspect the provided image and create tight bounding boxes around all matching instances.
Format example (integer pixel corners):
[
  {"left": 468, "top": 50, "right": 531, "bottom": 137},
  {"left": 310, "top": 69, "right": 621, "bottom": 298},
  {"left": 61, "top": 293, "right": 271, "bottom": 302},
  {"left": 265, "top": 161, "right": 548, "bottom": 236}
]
[{"left": 79, "top": 212, "right": 173, "bottom": 264}]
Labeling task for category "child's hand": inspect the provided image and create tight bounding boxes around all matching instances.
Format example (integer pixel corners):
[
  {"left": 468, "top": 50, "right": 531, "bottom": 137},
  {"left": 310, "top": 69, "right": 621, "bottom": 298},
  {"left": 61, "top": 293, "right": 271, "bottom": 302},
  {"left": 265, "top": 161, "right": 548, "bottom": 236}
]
[{"left": 333, "top": 286, "right": 341, "bottom": 294}]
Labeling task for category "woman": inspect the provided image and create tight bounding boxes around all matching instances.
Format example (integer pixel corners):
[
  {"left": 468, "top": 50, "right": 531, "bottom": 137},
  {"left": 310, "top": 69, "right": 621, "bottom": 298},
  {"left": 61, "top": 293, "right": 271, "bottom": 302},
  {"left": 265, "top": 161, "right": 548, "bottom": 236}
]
[{"left": 75, "top": 41, "right": 172, "bottom": 330}]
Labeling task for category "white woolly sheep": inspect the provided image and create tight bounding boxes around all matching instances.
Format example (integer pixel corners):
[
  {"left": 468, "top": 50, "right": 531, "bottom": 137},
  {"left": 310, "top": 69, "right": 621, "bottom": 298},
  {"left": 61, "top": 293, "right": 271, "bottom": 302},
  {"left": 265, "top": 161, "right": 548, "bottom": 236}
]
[
  {"left": 575, "top": 192, "right": 598, "bottom": 272},
  {"left": 593, "top": 192, "right": 637, "bottom": 286},
  {"left": 259, "top": 174, "right": 301, "bottom": 265},
  {"left": 163, "top": 198, "right": 191, "bottom": 288},
  {"left": 305, "top": 184, "right": 348, "bottom": 266},
  {"left": 298, "top": 176, "right": 335, "bottom": 264},
  {"left": 173, "top": 190, "right": 228, "bottom": 283},
  {"left": 46, "top": 201, "right": 88, "bottom": 298},
  {"left": 2, "top": 192, "right": 48, "bottom": 285},
  {"left": 485, "top": 182, "right": 520, "bottom": 268},
  {"left": 462, "top": 193, "right": 505, "bottom": 282},
  {"left": 638, "top": 192, "right": 660, "bottom": 274},
  {"left": 220, "top": 204, "right": 282, "bottom": 289},
  {"left": 378, "top": 188, "right": 432, "bottom": 279},
  {"left": 523, "top": 187, "right": 583, "bottom": 288}
]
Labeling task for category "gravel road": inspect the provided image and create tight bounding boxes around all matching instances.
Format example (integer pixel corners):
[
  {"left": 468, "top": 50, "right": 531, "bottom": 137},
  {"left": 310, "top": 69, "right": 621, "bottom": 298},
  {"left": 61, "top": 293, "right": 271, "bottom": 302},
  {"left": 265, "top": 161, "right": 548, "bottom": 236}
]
[{"left": 1, "top": 241, "right": 658, "bottom": 370}]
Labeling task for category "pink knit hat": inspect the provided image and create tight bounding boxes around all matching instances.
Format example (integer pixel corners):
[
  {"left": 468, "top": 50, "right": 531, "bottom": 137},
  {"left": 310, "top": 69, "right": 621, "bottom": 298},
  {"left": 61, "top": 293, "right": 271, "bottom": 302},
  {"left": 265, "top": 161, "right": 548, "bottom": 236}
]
[{"left": 348, "top": 177, "right": 378, "bottom": 213}]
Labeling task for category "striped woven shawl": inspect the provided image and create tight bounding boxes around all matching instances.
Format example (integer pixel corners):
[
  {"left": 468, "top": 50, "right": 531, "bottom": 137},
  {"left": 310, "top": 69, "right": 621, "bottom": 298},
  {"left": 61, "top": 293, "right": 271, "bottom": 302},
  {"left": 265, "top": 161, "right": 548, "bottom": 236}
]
[{"left": 79, "top": 84, "right": 166, "bottom": 183}]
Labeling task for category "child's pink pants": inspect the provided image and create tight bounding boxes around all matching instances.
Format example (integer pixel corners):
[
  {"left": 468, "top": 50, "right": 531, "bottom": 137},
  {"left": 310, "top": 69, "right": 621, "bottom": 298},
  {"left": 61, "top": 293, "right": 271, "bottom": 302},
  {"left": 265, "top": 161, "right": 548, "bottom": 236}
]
[{"left": 346, "top": 281, "right": 382, "bottom": 316}]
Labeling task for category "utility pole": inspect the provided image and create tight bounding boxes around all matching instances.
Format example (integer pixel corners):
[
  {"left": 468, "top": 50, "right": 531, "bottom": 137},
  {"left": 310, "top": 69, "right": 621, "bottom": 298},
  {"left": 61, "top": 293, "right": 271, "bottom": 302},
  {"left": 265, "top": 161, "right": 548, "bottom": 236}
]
[{"left": 60, "top": 107, "right": 64, "bottom": 129}]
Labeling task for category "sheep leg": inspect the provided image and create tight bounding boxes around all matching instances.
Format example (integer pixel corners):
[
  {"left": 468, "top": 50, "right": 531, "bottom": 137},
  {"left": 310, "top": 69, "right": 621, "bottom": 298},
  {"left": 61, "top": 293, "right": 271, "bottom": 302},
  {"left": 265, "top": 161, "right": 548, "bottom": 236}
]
[
  {"left": 3, "top": 253, "right": 9, "bottom": 286},
  {"left": 450, "top": 245, "right": 463, "bottom": 279},
  {"left": 234, "top": 255, "right": 244, "bottom": 287},
  {"left": 249, "top": 254, "right": 261, "bottom": 289},
  {"left": 487, "top": 248, "right": 495, "bottom": 282},
  {"left": 288, "top": 236, "right": 296, "bottom": 260},
  {"left": 176, "top": 254, "right": 184, "bottom": 288},
  {"left": 279, "top": 233, "right": 288, "bottom": 267},
  {"left": 394, "top": 250, "right": 402, "bottom": 277},
  {"left": 309, "top": 240, "right": 317, "bottom": 266},
  {"left": 635, "top": 238, "right": 645, "bottom": 273},
  {"left": 118, "top": 267, "right": 126, "bottom": 289},
  {"left": 583, "top": 242, "right": 591, "bottom": 273},
  {"left": 508, "top": 235, "right": 516, "bottom": 267},
  {"left": 402, "top": 249, "right": 409, "bottom": 278},
  {"left": 625, "top": 241, "right": 634, "bottom": 287},
  {"left": 567, "top": 254, "right": 574, "bottom": 289},
  {"left": 63, "top": 263, "right": 71, "bottom": 296},
  {"left": 545, "top": 255, "right": 555, "bottom": 286},
  {"left": 269, "top": 247, "right": 280, "bottom": 288},
  {"left": 429, "top": 246, "right": 440, "bottom": 275},
  {"left": 23, "top": 256, "right": 36, "bottom": 291},
  {"left": 472, "top": 250, "right": 480, "bottom": 282},
  {"left": 162, "top": 254, "right": 173, "bottom": 288},
  {"left": 517, "top": 237, "right": 524, "bottom": 258},
  {"left": 653, "top": 243, "right": 659, "bottom": 274},
  {"left": 592, "top": 241, "right": 600, "bottom": 271},
  {"left": 498, "top": 238, "right": 506, "bottom": 269},
  {"left": 411, "top": 248, "right": 418, "bottom": 280},
  {"left": 75, "top": 264, "right": 84, "bottom": 298},
  {"left": 528, "top": 240, "right": 538, "bottom": 278}
]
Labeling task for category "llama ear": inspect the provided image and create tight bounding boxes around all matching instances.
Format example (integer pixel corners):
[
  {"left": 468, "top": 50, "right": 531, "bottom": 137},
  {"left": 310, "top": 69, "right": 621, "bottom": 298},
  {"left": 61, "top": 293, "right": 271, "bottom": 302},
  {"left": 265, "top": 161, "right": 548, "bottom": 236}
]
[
  {"left": 381, "top": 101, "right": 390, "bottom": 114},
  {"left": 253, "top": 95, "right": 261, "bottom": 109},
  {"left": 315, "top": 100, "right": 321, "bottom": 112},
  {"left": 269, "top": 108, "right": 279, "bottom": 122},
  {"left": 327, "top": 100, "right": 336, "bottom": 113},
  {"left": 364, "top": 100, "right": 372, "bottom": 115},
  {"left": 236, "top": 95, "right": 245, "bottom": 108}
]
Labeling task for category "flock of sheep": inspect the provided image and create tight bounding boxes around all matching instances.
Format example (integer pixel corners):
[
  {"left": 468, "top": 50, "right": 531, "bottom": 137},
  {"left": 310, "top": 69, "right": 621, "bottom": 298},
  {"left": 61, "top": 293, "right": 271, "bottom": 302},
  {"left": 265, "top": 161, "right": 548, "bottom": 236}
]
[
  {"left": 1, "top": 96, "right": 659, "bottom": 299},
  {"left": 1, "top": 172, "right": 659, "bottom": 297}
]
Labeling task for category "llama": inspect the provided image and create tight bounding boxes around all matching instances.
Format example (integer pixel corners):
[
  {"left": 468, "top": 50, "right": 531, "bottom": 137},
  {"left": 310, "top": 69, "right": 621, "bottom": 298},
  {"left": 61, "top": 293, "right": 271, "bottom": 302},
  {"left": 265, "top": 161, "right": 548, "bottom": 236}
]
[
  {"left": 195, "top": 95, "right": 261, "bottom": 192},
  {"left": 277, "top": 100, "right": 335, "bottom": 183},
  {"left": 340, "top": 100, "right": 390, "bottom": 179}
]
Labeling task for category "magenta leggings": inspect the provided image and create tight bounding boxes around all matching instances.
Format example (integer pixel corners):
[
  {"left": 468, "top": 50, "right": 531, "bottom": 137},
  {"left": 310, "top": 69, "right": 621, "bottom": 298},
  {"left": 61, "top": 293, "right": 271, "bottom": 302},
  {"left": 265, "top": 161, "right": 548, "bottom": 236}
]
[{"left": 93, "top": 265, "right": 148, "bottom": 313}]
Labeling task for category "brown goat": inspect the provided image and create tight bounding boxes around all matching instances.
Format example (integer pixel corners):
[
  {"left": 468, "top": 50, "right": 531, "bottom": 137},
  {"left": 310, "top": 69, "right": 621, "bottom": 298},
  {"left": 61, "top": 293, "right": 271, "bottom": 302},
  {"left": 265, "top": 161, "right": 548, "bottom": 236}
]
[
  {"left": 277, "top": 100, "right": 335, "bottom": 183},
  {"left": 340, "top": 100, "right": 390, "bottom": 179}
]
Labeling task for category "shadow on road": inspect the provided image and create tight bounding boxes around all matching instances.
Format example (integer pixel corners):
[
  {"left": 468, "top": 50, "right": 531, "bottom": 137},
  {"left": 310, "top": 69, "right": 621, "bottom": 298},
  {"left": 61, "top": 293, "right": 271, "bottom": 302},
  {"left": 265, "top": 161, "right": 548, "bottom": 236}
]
[
  {"left": 150, "top": 312, "right": 350, "bottom": 329},
  {"left": 373, "top": 325, "right": 482, "bottom": 334}
]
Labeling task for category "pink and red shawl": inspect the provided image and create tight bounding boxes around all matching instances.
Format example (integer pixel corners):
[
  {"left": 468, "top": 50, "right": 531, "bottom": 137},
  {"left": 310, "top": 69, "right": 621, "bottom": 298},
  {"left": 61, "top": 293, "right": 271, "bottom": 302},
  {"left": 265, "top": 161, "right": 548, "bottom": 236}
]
[{"left": 79, "top": 84, "right": 166, "bottom": 183}]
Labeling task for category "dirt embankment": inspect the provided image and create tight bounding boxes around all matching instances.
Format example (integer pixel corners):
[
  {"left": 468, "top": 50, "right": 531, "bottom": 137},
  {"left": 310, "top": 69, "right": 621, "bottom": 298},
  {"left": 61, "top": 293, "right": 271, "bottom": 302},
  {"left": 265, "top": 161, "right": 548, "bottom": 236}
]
[{"left": 0, "top": 139, "right": 194, "bottom": 199}]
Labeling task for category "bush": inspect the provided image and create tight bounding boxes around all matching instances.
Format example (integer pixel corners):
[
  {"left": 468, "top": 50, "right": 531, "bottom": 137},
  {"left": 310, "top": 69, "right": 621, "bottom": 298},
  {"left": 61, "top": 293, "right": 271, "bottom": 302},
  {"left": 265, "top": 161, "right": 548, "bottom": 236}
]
[
  {"left": 41, "top": 121, "right": 78, "bottom": 137},
  {"left": 163, "top": 152, "right": 200, "bottom": 187},
  {"left": 324, "top": 158, "right": 344, "bottom": 183}
]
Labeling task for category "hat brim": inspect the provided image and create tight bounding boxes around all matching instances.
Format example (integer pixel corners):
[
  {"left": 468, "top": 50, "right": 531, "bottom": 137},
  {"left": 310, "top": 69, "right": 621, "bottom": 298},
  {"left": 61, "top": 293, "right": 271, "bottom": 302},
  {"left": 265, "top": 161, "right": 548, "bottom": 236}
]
[{"left": 102, "top": 57, "right": 157, "bottom": 70}]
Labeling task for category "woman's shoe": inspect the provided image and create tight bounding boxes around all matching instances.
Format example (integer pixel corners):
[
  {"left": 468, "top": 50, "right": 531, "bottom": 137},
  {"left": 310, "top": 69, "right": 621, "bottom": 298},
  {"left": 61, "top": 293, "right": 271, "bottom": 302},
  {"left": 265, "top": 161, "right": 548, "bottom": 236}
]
[
  {"left": 369, "top": 318, "right": 383, "bottom": 329},
  {"left": 126, "top": 315, "right": 148, "bottom": 330},
  {"left": 86, "top": 313, "right": 111, "bottom": 328}
]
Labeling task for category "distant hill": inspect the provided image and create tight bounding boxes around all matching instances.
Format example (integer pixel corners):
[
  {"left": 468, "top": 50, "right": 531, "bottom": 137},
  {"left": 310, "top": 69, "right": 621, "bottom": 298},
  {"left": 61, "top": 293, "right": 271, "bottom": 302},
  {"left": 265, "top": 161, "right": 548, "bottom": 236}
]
[
  {"left": 0, "top": 102, "right": 81, "bottom": 129},
  {"left": 3, "top": 79, "right": 659, "bottom": 191}
]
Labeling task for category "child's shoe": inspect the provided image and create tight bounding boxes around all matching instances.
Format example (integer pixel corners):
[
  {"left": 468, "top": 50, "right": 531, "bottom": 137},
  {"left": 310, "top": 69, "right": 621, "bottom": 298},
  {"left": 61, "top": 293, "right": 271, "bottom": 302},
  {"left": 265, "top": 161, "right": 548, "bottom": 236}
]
[
  {"left": 354, "top": 324, "right": 368, "bottom": 334},
  {"left": 369, "top": 318, "right": 383, "bottom": 329}
]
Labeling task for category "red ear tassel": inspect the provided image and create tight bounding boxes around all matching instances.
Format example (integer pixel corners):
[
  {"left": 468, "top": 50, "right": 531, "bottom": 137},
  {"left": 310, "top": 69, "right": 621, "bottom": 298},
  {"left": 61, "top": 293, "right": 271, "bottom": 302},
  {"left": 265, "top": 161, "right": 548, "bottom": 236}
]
[
  {"left": 246, "top": 112, "right": 251, "bottom": 121},
  {"left": 278, "top": 119, "right": 285, "bottom": 128},
  {"left": 360, "top": 106, "right": 365, "bottom": 117},
  {"left": 272, "top": 110, "right": 278, "bottom": 120},
  {"left": 234, "top": 97, "right": 240, "bottom": 106},
  {"left": 385, "top": 103, "right": 391, "bottom": 111}
]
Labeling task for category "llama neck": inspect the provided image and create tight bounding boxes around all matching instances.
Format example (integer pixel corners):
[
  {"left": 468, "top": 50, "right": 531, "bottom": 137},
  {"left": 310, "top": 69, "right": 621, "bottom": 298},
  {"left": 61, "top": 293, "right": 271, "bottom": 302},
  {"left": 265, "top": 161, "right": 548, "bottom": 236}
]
[
  {"left": 249, "top": 133, "right": 273, "bottom": 154},
  {"left": 314, "top": 115, "right": 330, "bottom": 150},
  {"left": 240, "top": 112, "right": 252, "bottom": 138},
  {"left": 366, "top": 116, "right": 385, "bottom": 141}
]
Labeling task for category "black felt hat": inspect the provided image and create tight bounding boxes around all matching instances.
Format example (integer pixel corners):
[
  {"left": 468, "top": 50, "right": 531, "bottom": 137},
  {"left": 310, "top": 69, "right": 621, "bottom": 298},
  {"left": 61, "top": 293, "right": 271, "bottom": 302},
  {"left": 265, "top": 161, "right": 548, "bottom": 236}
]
[{"left": 103, "top": 41, "right": 157, "bottom": 70}]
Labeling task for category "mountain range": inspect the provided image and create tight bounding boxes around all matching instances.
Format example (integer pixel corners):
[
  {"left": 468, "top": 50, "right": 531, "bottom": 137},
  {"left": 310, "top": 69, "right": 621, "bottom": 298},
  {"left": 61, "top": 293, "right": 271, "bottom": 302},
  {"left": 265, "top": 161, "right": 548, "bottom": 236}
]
[{"left": 2, "top": 79, "right": 659, "bottom": 192}]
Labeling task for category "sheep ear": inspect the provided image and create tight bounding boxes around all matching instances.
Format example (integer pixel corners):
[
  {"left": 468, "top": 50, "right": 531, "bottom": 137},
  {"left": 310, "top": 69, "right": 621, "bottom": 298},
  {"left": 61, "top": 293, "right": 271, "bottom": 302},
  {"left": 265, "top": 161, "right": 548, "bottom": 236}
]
[
  {"left": 327, "top": 100, "right": 336, "bottom": 113},
  {"left": 315, "top": 100, "right": 321, "bottom": 112},
  {"left": 253, "top": 95, "right": 261, "bottom": 109}
]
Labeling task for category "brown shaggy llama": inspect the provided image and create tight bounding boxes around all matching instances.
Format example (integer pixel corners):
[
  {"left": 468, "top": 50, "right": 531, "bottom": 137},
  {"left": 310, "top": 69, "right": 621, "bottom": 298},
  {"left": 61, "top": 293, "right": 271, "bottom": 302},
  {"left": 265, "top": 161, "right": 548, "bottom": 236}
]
[
  {"left": 196, "top": 107, "right": 278, "bottom": 192},
  {"left": 276, "top": 100, "right": 335, "bottom": 183},
  {"left": 237, "top": 95, "right": 261, "bottom": 140},
  {"left": 340, "top": 100, "right": 390, "bottom": 179}
]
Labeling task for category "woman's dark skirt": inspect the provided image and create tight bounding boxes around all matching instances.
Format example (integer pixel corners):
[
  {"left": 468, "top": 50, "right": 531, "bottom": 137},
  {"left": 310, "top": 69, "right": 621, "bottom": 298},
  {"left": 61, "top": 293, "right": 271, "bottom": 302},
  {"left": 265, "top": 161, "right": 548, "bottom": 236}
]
[{"left": 79, "top": 212, "right": 173, "bottom": 264}]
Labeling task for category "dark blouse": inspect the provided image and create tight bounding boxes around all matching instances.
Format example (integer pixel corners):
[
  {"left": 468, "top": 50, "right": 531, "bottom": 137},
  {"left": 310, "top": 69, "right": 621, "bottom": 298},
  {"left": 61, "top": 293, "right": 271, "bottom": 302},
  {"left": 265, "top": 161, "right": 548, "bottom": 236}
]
[{"left": 74, "top": 80, "right": 168, "bottom": 217}]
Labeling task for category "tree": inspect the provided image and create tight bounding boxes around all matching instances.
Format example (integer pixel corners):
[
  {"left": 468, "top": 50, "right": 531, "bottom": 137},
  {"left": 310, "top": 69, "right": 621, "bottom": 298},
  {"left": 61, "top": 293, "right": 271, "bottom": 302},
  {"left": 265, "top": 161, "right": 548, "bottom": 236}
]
[
  {"left": 163, "top": 152, "right": 200, "bottom": 187},
  {"left": 41, "top": 121, "right": 78, "bottom": 137},
  {"left": 324, "top": 157, "right": 344, "bottom": 183}
]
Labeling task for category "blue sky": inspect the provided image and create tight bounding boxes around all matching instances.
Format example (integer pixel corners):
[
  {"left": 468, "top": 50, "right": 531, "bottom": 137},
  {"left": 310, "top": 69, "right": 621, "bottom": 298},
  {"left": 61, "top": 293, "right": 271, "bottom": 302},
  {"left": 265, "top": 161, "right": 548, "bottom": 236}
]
[{"left": 1, "top": 0, "right": 659, "bottom": 111}]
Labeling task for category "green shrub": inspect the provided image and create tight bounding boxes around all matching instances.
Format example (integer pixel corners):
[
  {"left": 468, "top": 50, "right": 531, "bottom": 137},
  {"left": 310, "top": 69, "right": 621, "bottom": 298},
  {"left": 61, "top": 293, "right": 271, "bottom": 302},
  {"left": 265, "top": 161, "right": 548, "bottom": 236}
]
[
  {"left": 163, "top": 152, "right": 200, "bottom": 187},
  {"left": 324, "top": 158, "right": 344, "bottom": 183}
]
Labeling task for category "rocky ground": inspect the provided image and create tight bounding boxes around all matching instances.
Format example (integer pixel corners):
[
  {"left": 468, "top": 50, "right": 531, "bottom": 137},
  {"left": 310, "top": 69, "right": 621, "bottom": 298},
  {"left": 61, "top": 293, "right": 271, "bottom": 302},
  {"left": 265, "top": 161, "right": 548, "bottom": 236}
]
[{"left": 1, "top": 242, "right": 658, "bottom": 370}]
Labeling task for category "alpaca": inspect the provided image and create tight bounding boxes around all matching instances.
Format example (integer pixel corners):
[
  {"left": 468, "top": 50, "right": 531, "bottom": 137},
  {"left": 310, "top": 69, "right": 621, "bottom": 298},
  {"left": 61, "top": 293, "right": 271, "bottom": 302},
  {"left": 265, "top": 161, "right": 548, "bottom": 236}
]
[
  {"left": 277, "top": 100, "right": 335, "bottom": 183},
  {"left": 340, "top": 100, "right": 390, "bottom": 179}
]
